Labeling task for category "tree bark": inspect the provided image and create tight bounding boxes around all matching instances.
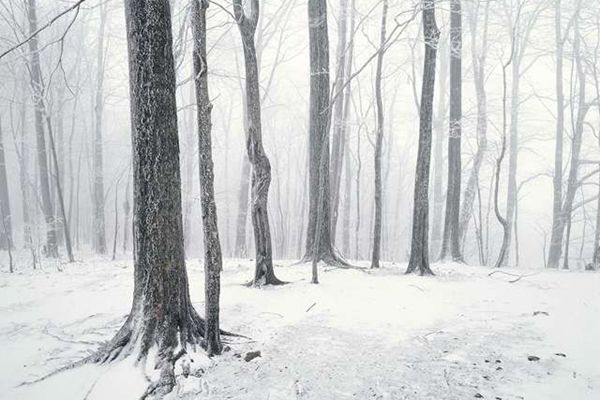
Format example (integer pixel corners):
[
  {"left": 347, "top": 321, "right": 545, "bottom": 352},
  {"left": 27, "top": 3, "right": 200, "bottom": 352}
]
[
  {"left": 91, "top": 2, "right": 216, "bottom": 396},
  {"left": 233, "top": 0, "right": 282, "bottom": 285},
  {"left": 440, "top": 0, "right": 463, "bottom": 262},
  {"left": 26, "top": 0, "right": 58, "bottom": 258},
  {"left": 191, "top": 0, "right": 223, "bottom": 355},
  {"left": 371, "top": 0, "right": 388, "bottom": 269},
  {"left": 406, "top": 0, "right": 439, "bottom": 276},
  {"left": 303, "top": 0, "right": 347, "bottom": 266}
]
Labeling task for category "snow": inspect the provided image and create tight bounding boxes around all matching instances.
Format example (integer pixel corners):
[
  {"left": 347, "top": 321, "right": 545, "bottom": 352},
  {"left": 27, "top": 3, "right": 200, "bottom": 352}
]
[{"left": 1, "top": 257, "right": 599, "bottom": 399}]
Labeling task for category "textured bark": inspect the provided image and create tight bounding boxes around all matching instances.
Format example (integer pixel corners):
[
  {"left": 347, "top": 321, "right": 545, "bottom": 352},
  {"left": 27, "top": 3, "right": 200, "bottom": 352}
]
[
  {"left": 0, "top": 120, "right": 12, "bottom": 250},
  {"left": 26, "top": 0, "right": 58, "bottom": 258},
  {"left": 406, "top": 0, "right": 439, "bottom": 276},
  {"left": 458, "top": 0, "right": 489, "bottom": 249},
  {"left": 303, "top": 0, "right": 347, "bottom": 266},
  {"left": 92, "top": 2, "right": 213, "bottom": 396},
  {"left": 234, "top": 0, "right": 282, "bottom": 286},
  {"left": 371, "top": 0, "right": 388, "bottom": 269},
  {"left": 440, "top": 0, "right": 463, "bottom": 262},
  {"left": 191, "top": 0, "right": 223, "bottom": 355},
  {"left": 92, "top": 3, "right": 107, "bottom": 254}
]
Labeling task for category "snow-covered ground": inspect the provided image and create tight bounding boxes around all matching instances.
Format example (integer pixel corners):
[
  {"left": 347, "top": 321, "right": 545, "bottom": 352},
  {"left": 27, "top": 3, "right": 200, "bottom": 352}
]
[{"left": 1, "top": 257, "right": 599, "bottom": 399}]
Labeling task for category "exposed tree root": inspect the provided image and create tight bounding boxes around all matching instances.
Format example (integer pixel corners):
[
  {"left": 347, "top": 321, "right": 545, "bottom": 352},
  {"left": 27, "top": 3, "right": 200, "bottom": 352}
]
[{"left": 19, "top": 310, "right": 245, "bottom": 397}]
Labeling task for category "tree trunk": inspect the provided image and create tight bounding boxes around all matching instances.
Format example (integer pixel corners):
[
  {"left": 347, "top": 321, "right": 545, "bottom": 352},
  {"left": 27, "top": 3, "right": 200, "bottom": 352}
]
[
  {"left": 458, "top": 0, "right": 489, "bottom": 250},
  {"left": 549, "top": 14, "right": 587, "bottom": 270},
  {"left": 440, "top": 0, "right": 463, "bottom": 262},
  {"left": 548, "top": 0, "right": 566, "bottom": 269},
  {"left": 92, "top": 3, "right": 107, "bottom": 254},
  {"left": 406, "top": 0, "right": 439, "bottom": 276},
  {"left": 430, "top": 34, "right": 447, "bottom": 259},
  {"left": 26, "top": 0, "right": 58, "bottom": 258},
  {"left": 92, "top": 1, "right": 216, "bottom": 395},
  {"left": 191, "top": 0, "right": 223, "bottom": 355},
  {"left": 371, "top": 0, "right": 388, "bottom": 269},
  {"left": 303, "top": 0, "right": 347, "bottom": 266},
  {"left": 329, "top": 0, "right": 349, "bottom": 243},
  {"left": 234, "top": 0, "right": 282, "bottom": 286},
  {"left": 0, "top": 120, "right": 12, "bottom": 250}
]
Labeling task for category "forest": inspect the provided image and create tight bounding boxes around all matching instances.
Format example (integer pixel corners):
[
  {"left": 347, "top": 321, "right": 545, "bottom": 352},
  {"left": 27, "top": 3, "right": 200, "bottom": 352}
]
[{"left": 0, "top": 0, "right": 599, "bottom": 398}]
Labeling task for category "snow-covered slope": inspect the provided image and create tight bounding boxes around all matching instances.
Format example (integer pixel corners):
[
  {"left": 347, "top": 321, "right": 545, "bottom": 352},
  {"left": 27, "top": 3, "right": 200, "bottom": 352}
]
[{"left": 1, "top": 258, "right": 598, "bottom": 399}]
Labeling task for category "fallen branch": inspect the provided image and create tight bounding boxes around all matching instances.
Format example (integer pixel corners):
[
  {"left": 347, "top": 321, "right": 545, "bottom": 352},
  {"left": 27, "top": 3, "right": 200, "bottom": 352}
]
[{"left": 488, "top": 270, "right": 540, "bottom": 283}]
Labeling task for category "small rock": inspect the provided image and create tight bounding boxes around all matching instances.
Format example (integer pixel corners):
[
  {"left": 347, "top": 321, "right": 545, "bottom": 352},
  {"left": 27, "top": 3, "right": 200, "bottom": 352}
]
[
  {"left": 496, "top": 366, "right": 503, "bottom": 371},
  {"left": 528, "top": 355, "right": 540, "bottom": 362},
  {"left": 533, "top": 311, "right": 549, "bottom": 316},
  {"left": 244, "top": 350, "right": 262, "bottom": 362},
  {"left": 555, "top": 352, "right": 566, "bottom": 357},
  {"left": 495, "top": 360, "right": 502, "bottom": 363},
  {"left": 475, "top": 393, "right": 484, "bottom": 398}
]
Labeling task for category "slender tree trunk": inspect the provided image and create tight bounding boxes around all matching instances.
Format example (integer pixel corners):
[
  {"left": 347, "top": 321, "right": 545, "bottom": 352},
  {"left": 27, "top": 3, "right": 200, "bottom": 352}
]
[
  {"left": 45, "top": 115, "right": 74, "bottom": 262},
  {"left": 458, "top": 0, "right": 489, "bottom": 248},
  {"left": 548, "top": 0, "right": 566, "bottom": 269},
  {"left": 191, "top": 0, "right": 223, "bottom": 354},
  {"left": 0, "top": 120, "right": 12, "bottom": 250},
  {"left": 440, "top": 0, "right": 463, "bottom": 262},
  {"left": 26, "top": 0, "right": 58, "bottom": 258},
  {"left": 234, "top": 0, "right": 282, "bottom": 286},
  {"left": 329, "top": 0, "right": 349, "bottom": 242},
  {"left": 92, "top": 2, "right": 219, "bottom": 395},
  {"left": 430, "top": 35, "right": 447, "bottom": 259},
  {"left": 553, "top": 16, "right": 587, "bottom": 270},
  {"left": 122, "top": 173, "right": 131, "bottom": 253},
  {"left": 371, "top": 0, "right": 388, "bottom": 269},
  {"left": 406, "top": 0, "right": 439, "bottom": 276},
  {"left": 92, "top": 3, "right": 107, "bottom": 254}
]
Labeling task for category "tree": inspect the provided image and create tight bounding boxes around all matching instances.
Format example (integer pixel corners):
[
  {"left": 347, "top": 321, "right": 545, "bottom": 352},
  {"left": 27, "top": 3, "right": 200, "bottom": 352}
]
[
  {"left": 92, "top": 2, "right": 107, "bottom": 254},
  {"left": 406, "top": 0, "right": 439, "bottom": 276},
  {"left": 458, "top": 0, "right": 490, "bottom": 251},
  {"left": 330, "top": 0, "right": 350, "bottom": 244},
  {"left": 89, "top": 1, "right": 218, "bottom": 394},
  {"left": 233, "top": 0, "right": 283, "bottom": 285},
  {"left": 0, "top": 119, "right": 12, "bottom": 250},
  {"left": 371, "top": 0, "right": 388, "bottom": 269},
  {"left": 191, "top": 0, "right": 223, "bottom": 355},
  {"left": 440, "top": 0, "right": 463, "bottom": 262},
  {"left": 26, "top": 0, "right": 58, "bottom": 258},
  {"left": 303, "top": 0, "right": 347, "bottom": 266}
]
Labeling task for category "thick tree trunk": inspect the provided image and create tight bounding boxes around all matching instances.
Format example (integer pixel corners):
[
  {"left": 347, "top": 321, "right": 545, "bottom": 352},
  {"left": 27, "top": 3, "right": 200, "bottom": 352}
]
[
  {"left": 92, "top": 2, "right": 215, "bottom": 396},
  {"left": 191, "top": 0, "right": 223, "bottom": 355},
  {"left": 234, "top": 0, "right": 282, "bottom": 285},
  {"left": 303, "top": 0, "right": 347, "bottom": 266},
  {"left": 0, "top": 120, "right": 12, "bottom": 250},
  {"left": 440, "top": 0, "right": 463, "bottom": 262},
  {"left": 26, "top": 0, "right": 58, "bottom": 258},
  {"left": 458, "top": 0, "right": 489, "bottom": 250},
  {"left": 406, "top": 0, "right": 439, "bottom": 276},
  {"left": 371, "top": 0, "right": 388, "bottom": 269},
  {"left": 92, "top": 3, "right": 107, "bottom": 254}
]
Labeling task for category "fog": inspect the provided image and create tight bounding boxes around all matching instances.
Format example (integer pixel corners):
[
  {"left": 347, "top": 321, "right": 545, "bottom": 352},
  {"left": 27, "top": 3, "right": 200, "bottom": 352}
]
[{"left": 1, "top": 0, "right": 599, "bottom": 269}]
